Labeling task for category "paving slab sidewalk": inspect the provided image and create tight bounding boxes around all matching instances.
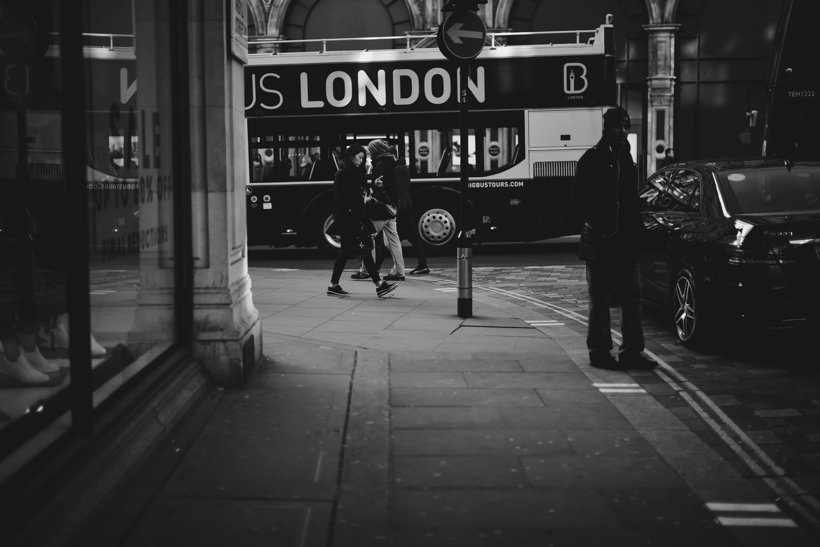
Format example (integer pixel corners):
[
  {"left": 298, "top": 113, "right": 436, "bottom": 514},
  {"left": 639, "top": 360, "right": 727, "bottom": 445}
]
[{"left": 97, "top": 268, "right": 815, "bottom": 547}]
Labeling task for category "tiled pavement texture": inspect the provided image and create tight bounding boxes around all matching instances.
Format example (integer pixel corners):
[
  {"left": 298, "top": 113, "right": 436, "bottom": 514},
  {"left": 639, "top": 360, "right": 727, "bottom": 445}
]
[
  {"left": 439, "top": 264, "right": 820, "bottom": 499},
  {"left": 89, "top": 267, "right": 819, "bottom": 547}
]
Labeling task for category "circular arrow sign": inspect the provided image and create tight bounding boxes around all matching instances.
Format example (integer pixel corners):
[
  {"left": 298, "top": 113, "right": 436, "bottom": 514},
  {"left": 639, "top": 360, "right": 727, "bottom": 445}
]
[{"left": 437, "top": 9, "right": 486, "bottom": 62}]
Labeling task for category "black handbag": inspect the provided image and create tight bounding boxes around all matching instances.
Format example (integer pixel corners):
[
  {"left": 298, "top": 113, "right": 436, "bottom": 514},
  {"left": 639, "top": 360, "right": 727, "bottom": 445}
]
[
  {"left": 355, "top": 221, "right": 375, "bottom": 254},
  {"left": 365, "top": 198, "right": 397, "bottom": 221}
]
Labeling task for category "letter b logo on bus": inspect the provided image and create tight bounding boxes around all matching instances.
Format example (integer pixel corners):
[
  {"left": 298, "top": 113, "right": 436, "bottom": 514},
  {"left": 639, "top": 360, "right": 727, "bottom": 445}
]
[{"left": 564, "top": 63, "right": 589, "bottom": 94}]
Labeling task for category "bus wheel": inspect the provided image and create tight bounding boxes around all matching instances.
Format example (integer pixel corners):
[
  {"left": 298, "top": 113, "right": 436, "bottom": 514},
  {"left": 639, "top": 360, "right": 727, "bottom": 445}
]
[
  {"left": 315, "top": 212, "right": 341, "bottom": 254},
  {"left": 417, "top": 205, "right": 457, "bottom": 253}
]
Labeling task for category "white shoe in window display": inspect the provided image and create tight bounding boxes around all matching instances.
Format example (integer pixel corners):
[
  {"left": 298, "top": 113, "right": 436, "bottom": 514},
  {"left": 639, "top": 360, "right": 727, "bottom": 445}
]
[
  {"left": 38, "top": 324, "right": 69, "bottom": 350},
  {"left": 90, "top": 335, "right": 106, "bottom": 357},
  {"left": 38, "top": 325, "right": 107, "bottom": 357},
  {"left": 0, "top": 350, "right": 50, "bottom": 384},
  {"left": 21, "top": 346, "right": 61, "bottom": 373}
]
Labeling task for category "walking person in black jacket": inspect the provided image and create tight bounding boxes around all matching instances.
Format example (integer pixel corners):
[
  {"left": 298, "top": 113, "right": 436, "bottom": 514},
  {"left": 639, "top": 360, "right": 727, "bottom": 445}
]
[
  {"left": 327, "top": 145, "right": 397, "bottom": 298},
  {"left": 569, "top": 106, "right": 654, "bottom": 370}
]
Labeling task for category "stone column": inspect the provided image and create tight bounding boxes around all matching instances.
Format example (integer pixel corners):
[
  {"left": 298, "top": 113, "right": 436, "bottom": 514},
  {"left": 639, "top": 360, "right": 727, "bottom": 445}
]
[
  {"left": 187, "top": 0, "right": 261, "bottom": 386},
  {"left": 643, "top": 23, "right": 680, "bottom": 174}
]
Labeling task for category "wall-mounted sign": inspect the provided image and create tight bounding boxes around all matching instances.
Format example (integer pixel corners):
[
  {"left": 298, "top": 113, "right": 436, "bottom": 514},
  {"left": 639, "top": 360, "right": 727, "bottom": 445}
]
[{"left": 229, "top": 0, "right": 248, "bottom": 64}]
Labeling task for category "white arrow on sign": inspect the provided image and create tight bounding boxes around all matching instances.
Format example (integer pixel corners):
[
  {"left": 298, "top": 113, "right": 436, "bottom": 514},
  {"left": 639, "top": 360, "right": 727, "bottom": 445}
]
[{"left": 446, "top": 22, "right": 483, "bottom": 44}]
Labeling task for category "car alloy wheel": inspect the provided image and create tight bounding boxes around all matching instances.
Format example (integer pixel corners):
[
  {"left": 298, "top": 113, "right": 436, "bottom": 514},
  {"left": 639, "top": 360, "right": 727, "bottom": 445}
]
[{"left": 673, "top": 269, "right": 697, "bottom": 344}]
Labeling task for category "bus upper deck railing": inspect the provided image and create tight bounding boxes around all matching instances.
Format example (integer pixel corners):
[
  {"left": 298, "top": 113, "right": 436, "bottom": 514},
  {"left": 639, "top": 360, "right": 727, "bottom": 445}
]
[
  {"left": 247, "top": 26, "right": 605, "bottom": 55},
  {"left": 42, "top": 23, "right": 606, "bottom": 57},
  {"left": 48, "top": 32, "right": 135, "bottom": 50},
  {"left": 45, "top": 32, "right": 136, "bottom": 59}
]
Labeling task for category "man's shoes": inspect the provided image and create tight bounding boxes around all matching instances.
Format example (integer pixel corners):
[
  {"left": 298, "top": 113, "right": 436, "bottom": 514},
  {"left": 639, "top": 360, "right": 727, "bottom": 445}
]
[
  {"left": 376, "top": 281, "right": 397, "bottom": 297},
  {"left": 350, "top": 271, "right": 370, "bottom": 280},
  {"left": 619, "top": 352, "right": 657, "bottom": 370},
  {"left": 327, "top": 284, "right": 349, "bottom": 297},
  {"left": 589, "top": 351, "right": 623, "bottom": 370},
  {"left": 384, "top": 273, "right": 405, "bottom": 281},
  {"left": 408, "top": 265, "right": 430, "bottom": 275}
]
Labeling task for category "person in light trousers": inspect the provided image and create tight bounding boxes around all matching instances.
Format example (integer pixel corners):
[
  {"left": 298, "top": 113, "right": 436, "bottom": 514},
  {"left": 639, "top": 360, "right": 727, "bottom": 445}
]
[{"left": 351, "top": 139, "right": 406, "bottom": 281}]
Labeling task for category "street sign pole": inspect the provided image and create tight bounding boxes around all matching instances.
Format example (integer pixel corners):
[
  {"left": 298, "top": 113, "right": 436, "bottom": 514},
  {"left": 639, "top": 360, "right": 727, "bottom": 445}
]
[
  {"left": 437, "top": 3, "right": 485, "bottom": 319},
  {"left": 456, "top": 61, "right": 472, "bottom": 318},
  {"left": 455, "top": 62, "right": 472, "bottom": 318}
]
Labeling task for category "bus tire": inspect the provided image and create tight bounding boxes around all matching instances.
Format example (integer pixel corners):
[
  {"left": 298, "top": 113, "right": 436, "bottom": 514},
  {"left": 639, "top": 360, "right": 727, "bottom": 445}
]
[
  {"left": 416, "top": 200, "right": 459, "bottom": 255},
  {"left": 314, "top": 210, "right": 341, "bottom": 255}
]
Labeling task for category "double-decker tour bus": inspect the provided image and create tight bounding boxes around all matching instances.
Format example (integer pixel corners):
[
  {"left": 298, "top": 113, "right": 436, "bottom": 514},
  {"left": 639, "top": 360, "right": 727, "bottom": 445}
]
[
  {"left": 761, "top": 0, "right": 820, "bottom": 160},
  {"left": 244, "top": 16, "right": 616, "bottom": 253}
]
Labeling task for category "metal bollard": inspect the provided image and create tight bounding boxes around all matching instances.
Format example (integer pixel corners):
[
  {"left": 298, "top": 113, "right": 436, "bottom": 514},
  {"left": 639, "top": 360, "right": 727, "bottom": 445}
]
[{"left": 456, "top": 231, "right": 473, "bottom": 318}]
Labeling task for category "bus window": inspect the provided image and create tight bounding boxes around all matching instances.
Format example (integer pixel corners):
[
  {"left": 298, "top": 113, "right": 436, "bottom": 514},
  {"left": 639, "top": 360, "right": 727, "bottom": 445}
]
[
  {"left": 418, "top": 125, "right": 521, "bottom": 178},
  {"left": 249, "top": 136, "right": 324, "bottom": 182}
]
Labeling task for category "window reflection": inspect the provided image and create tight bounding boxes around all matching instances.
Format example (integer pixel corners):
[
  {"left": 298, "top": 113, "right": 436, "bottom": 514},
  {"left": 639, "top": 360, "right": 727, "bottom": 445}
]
[
  {"left": 0, "top": 0, "right": 178, "bottom": 437},
  {"left": 0, "top": 1, "right": 71, "bottom": 429}
]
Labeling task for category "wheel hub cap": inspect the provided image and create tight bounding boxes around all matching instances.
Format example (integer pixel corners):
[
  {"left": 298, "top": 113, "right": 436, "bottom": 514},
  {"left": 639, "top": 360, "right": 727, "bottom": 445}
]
[{"left": 419, "top": 208, "right": 455, "bottom": 245}]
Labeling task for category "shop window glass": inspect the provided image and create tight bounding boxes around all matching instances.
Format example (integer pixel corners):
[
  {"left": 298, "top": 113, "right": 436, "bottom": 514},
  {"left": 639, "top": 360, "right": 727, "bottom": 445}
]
[
  {"left": 87, "top": 0, "right": 177, "bottom": 406},
  {"left": 0, "top": 0, "right": 179, "bottom": 469},
  {"left": 1, "top": 1, "right": 71, "bottom": 444}
]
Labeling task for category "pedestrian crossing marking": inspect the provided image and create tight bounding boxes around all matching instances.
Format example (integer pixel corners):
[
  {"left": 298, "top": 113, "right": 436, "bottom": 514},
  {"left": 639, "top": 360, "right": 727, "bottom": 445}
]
[{"left": 435, "top": 288, "right": 458, "bottom": 292}]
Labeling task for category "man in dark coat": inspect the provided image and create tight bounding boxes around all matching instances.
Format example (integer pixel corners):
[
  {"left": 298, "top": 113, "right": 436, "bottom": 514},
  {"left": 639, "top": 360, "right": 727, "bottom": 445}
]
[{"left": 568, "top": 106, "right": 655, "bottom": 370}]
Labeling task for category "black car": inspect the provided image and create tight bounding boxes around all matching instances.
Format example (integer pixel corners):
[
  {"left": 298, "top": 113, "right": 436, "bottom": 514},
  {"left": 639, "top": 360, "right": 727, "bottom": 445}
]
[{"left": 637, "top": 158, "right": 820, "bottom": 347}]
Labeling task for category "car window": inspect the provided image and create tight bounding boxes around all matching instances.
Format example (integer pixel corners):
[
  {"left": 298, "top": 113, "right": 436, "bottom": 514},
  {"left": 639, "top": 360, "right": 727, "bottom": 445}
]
[
  {"left": 638, "top": 169, "right": 674, "bottom": 211},
  {"left": 638, "top": 169, "right": 700, "bottom": 213},
  {"left": 718, "top": 165, "right": 820, "bottom": 214},
  {"left": 666, "top": 170, "right": 700, "bottom": 212}
]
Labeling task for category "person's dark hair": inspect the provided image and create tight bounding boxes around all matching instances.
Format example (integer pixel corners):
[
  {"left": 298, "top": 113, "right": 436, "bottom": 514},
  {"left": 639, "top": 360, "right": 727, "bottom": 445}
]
[
  {"left": 340, "top": 144, "right": 367, "bottom": 170},
  {"left": 603, "top": 106, "right": 630, "bottom": 127}
]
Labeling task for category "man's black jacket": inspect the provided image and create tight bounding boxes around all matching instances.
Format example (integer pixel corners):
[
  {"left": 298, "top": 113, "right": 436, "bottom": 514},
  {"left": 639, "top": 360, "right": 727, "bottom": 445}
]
[{"left": 568, "top": 136, "right": 643, "bottom": 262}]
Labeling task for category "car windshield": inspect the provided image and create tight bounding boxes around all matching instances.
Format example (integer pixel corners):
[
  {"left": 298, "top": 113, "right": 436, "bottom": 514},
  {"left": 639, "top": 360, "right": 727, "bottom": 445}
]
[{"left": 717, "top": 165, "right": 820, "bottom": 214}]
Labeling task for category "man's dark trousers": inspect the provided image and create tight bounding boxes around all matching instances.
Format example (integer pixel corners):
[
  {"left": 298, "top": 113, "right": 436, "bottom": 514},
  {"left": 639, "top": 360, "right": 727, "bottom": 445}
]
[{"left": 585, "top": 259, "right": 645, "bottom": 356}]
